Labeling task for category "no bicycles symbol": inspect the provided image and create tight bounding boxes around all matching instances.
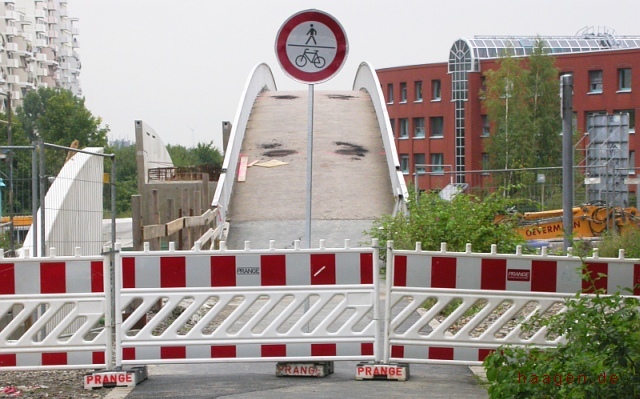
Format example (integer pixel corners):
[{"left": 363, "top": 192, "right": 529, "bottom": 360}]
[{"left": 275, "top": 9, "right": 348, "bottom": 84}]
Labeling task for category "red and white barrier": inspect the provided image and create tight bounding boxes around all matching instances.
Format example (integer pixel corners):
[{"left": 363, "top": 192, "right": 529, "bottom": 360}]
[
  {"left": 114, "top": 243, "right": 380, "bottom": 367},
  {"left": 0, "top": 259, "right": 104, "bottom": 295},
  {"left": 0, "top": 255, "right": 111, "bottom": 372},
  {"left": 392, "top": 252, "right": 640, "bottom": 294},
  {"left": 120, "top": 251, "right": 374, "bottom": 289}
]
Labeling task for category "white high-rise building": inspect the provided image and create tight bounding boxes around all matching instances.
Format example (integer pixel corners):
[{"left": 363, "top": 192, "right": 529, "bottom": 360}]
[{"left": 0, "top": 0, "right": 80, "bottom": 110}]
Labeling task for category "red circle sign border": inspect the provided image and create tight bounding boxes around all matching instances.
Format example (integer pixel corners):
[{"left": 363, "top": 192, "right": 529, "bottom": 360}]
[{"left": 275, "top": 10, "right": 348, "bottom": 84}]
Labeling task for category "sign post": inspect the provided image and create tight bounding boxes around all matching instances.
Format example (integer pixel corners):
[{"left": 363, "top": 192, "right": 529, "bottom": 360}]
[{"left": 275, "top": 9, "right": 348, "bottom": 248}]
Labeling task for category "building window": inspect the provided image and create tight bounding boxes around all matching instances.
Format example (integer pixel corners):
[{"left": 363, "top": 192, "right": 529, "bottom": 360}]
[
  {"left": 413, "top": 117, "right": 425, "bottom": 138},
  {"left": 589, "top": 70, "right": 603, "bottom": 93},
  {"left": 389, "top": 118, "right": 395, "bottom": 135},
  {"left": 615, "top": 110, "right": 635, "bottom": 133},
  {"left": 387, "top": 83, "right": 394, "bottom": 103},
  {"left": 481, "top": 115, "right": 490, "bottom": 137},
  {"left": 400, "top": 154, "right": 409, "bottom": 174},
  {"left": 482, "top": 153, "right": 490, "bottom": 175},
  {"left": 432, "top": 79, "right": 441, "bottom": 101},
  {"left": 400, "top": 82, "right": 407, "bottom": 102},
  {"left": 630, "top": 150, "right": 636, "bottom": 174},
  {"left": 430, "top": 116, "right": 444, "bottom": 137},
  {"left": 618, "top": 68, "right": 632, "bottom": 92},
  {"left": 399, "top": 118, "right": 409, "bottom": 138},
  {"left": 414, "top": 153, "right": 425, "bottom": 173},
  {"left": 430, "top": 153, "right": 444, "bottom": 173},
  {"left": 414, "top": 81, "right": 423, "bottom": 102}
]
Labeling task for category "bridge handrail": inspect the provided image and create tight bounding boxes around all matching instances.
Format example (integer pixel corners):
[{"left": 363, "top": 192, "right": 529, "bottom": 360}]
[
  {"left": 353, "top": 61, "right": 409, "bottom": 215},
  {"left": 211, "top": 63, "right": 277, "bottom": 223}
]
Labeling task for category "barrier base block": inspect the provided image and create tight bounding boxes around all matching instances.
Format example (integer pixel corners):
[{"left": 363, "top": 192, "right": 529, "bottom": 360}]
[
  {"left": 84, "top": 366, "right": 148, "bottom": 390},
  {"left": 276, "top": 361, "right": 334, "bottom": 377},
  {"left": 355, "top": 362, "right": 410, "bottom": 381}
]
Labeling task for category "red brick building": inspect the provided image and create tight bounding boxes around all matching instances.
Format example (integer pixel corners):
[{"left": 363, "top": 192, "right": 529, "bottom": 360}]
[{"left": 377, "top": 28, "right": 639, "bottom": 203}]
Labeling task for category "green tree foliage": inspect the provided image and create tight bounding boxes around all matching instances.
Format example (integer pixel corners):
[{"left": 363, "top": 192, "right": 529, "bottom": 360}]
[
  {"left": 482, "top": 40, "right": 561, "bottom": 171},
  {"left": 366, "top": 190, "right": 524, "bottom": 254},
  {"left": 484, "top": 281, "right": 640, "bottom": 398},
  {"left": 166, "top": 141, "right": 222, "bottom": 167},
  {"left": 17, "top": 87, "right": 108, "bottom": 147}
]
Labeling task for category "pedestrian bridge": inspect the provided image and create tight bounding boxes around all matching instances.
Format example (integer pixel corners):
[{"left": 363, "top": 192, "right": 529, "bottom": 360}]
[{"left": 212, "top": 62, "right": 408, "bottom": 249}]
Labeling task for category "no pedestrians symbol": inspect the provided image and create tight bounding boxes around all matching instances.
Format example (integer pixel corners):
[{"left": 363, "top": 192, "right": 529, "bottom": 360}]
[{"left": 275, "top": 9, "right": 348, "bottom": 84}]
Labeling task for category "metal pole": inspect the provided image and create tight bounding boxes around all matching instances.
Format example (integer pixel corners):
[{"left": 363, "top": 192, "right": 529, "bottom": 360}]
[
  {"left": 39, "top": 138, "right": 46, "bottom": 256},
  {"left": 561, "top": 75, "right": 573, "bottom": 251},
  {"left": 6, "top": 92, "right": 13, "bottom": 256},
  {"left": 305, "top": 84, "right": 314, "bottom": 248},
  {"left": 31, "top": 140, "right": 38, "bottom": 256}
]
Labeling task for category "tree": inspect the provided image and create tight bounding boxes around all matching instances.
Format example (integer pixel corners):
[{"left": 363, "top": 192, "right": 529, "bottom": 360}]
[
  {"left": 482, "top": 40, "right": 561, "bottom": 171},
  {"left": 17, "top": 87, "right": 109, "bottom": 147}
]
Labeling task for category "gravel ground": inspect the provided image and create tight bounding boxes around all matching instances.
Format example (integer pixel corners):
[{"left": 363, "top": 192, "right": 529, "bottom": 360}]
[{"left": 0, "top": 370, "right": 115, "bottom": 398}]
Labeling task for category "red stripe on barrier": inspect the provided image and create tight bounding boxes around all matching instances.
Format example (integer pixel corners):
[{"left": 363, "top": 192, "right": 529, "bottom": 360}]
[
  {"left": 261, "top": 344, "right": 286, "bottom": 357},
  {"left": 42, "top": 352, "right": 67, "bottom": 366},
  {"left": 394, "top": 256, "right": 407, "bottom": 287},
  {"left": 161, "top": 346, "right": 186, "bottom": 359},
  {"left": 122, "top": 257, "right": 136, "bottom": 289},
  {"left": 481, "top": 258, "right": 507, "bottom": 290},
  {"left": 123, "top": 348, "right": 136, "bottom": 361},
  {"left": 91, "top": 261, "right": 104, "bottom": 293},
  {"left": 391, "top": 345, "right": 404, "bottom": 358},
  {"left": 311, "top": 344, "right": 337, "bottom": 356},
  {"left": 478, "top": 349, "right": 494, "bottom": 361},
  {"left": 583, "top": 263, "right": 608, "bottom": 293},
  {"left": 0, "top": 354, "right": 16, "bottom": 367},
  {"left": 634, "top": 264, "right": 640, "bottom": 295},
  {"left": 531, "top": 260, "right": 557, "bottom": 292},
  {"left": 429, "top": 347, "right": 454, "bottom": 360},
  {"left": 92, "top": 351, "right": 105, "bottom": 365},
  {"left": 40, "top": 262, "right": 66, "bottom": 294},
  {"left": 211, "top": 345, "right": 236, "bottom": 358},
  {"left": 211, "top": 256, "right": 236, "bottom": 287},
  {"left": 261, "top": 255, "right": 286, "bottom": 286},
  {"left": 311, "top": 254, "right": 336, "bottom": 285},
  {"left": 161, "top": 256, "right": 186, "bottom": 288},
  {"left": 0, "top": 263, "right": 14, "bottom": 295},
  {"left": 432, "top": 257, "right": 456, "bottom": 288},
  {"left": 360, "top": 253, "right": 374, "bottom": 284},
  {"left": 361, "top": 343, "right": 374, "bottom": 356}
]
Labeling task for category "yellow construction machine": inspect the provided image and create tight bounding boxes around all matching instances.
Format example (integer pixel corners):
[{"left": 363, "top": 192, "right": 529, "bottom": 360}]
[{"left": 497, "top": 204, "right": 640, "bottom": 240}]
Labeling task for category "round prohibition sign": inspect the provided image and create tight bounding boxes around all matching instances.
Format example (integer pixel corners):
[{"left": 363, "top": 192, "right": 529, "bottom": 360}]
[{"left": 275, "top": 9, "right": 348, "bottom": 84}]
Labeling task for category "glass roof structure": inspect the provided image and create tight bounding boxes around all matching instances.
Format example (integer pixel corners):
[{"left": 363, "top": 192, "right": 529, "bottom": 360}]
[{"left": 449, "top": 27, "right": 640, "bottom": 74}]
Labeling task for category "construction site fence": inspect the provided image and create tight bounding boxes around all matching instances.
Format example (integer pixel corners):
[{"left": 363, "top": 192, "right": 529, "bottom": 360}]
[{"left": 1, "top": 239, "right": 639, "bottom": 373}]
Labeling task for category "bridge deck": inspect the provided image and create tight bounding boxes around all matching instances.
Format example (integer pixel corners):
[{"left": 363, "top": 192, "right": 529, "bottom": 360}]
[{"left": 226, "top": 90, "right": 394, "bottom": 248}]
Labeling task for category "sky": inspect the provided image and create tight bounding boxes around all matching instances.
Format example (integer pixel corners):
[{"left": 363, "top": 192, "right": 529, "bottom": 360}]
[{"left": 70, "top": 0, "right": 640, "bottom": 152}]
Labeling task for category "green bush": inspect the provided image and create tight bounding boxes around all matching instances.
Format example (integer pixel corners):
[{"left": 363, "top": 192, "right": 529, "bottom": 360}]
[
  {"left": 366, "top": 189, "right": 524, "bottom": 255},
  {"left": 598, "top": 226, "right": 640, "bottom": 258},
  {"left": 483, "top": 279, "right": 640, "bottom": 398}
]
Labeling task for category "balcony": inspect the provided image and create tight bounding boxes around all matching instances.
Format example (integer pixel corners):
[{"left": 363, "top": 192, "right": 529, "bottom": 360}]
[
  {"left": 36, "top": 67, "right": 47, "bottom": 77},
  {"left": 35, "top": 53, "right": 47, "bottom": 62},
  {"left": 4, "top": 0, "right": 16, "bottom": 4},
  {"left": 34, "top": 9, "right": 45, "bottom": 18},
  {"left": 6, "top": 59, "right": 19, "bottom": 68},
  {"left": 4, "top": 10, "right": 18, "bottom": 20},
  {"left": 5, "top": 42, "right": 18, "bottom": 52},
  {"left": 11, "top": 91, "right": 21, "bottom": 101},
  {"left": 5, "top": 26, "right": 18, "bottom": 36},
  {"left": 35, "top": 38, "right": 47, "bottom": 47},
  {"left": 48, "top": 30, "right": 58, "bottom": 38},
  {"left": 72, "top": 38, "right": 79, "bottom": 48},
  {"left": 35, "top": 23, "right": 46, "bottom": 33},
  {"left": 7, "top": 75, "right": 19, "bottom": 84}
]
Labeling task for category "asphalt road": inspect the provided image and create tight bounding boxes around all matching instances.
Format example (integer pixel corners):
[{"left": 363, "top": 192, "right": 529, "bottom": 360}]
[{"left": 119, "top": 361, "right": 488, "bottom": 399}]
